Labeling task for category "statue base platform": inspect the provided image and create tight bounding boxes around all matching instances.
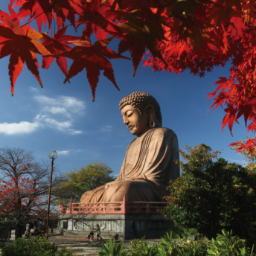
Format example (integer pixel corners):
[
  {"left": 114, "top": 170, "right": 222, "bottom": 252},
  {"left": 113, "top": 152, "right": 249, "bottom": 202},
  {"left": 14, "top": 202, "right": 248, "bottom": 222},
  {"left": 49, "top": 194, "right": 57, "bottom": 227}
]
[{"left": 58, "top": 213, "right": 173, "bottom": 240}]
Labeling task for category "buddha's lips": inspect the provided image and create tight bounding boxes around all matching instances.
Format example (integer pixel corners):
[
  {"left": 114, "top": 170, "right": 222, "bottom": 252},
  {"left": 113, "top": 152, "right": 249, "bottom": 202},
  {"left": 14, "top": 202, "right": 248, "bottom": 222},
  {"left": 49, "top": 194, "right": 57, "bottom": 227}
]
[{"left": 128, "top": 126, "right": 134, "bottom": 130}]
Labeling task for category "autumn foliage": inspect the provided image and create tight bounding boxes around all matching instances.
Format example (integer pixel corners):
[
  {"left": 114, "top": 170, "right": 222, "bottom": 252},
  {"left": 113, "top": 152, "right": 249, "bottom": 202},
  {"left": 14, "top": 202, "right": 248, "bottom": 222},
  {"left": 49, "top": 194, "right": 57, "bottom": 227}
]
[
  {"left": 0, "top": 0, "right": 256, "bottom": 150},
  {"left": 0, "top": 173, "right": 44, "bottom": 218},
  {"left": 0, "top": 147, "right": 52, "bottom": 237}
]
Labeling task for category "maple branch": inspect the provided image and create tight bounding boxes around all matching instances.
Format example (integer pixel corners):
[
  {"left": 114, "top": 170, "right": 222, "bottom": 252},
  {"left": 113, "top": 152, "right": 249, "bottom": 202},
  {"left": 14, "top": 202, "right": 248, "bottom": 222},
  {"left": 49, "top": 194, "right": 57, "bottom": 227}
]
[
  {"left": 26, "top": 14, "right": 32, "bottom": 36},
  {"left": 245, "top": 24, "right": 256, "bottom": 28},
  {"left": 21, "top": 11, "right": 48, "bottom": 30}
]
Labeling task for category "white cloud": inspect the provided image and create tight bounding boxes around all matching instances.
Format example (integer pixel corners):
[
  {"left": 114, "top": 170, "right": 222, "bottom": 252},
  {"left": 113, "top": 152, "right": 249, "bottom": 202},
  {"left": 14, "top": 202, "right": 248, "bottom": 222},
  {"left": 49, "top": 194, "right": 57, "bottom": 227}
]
[
  {"left": 228, "top": 159, "right": 246, "bottom": 164},
  {"left": 34, "top": 95, "right": 85, "bottom": 116},
  {"left": 46, "top": 107, "right": 70, "bottom": 117},
  {"left": 76, "top": 149, "right": 84, "bottom": 153},
  {"left": 101, "top": 125, "right": 112, "bottom": 132},
  {"left": 30, "top": 87, "right": 39, "bottom": 92},
  {"left": 57, "top": 150, "right": 70, "bottom": 156},
  {"left": 36, "top": 115, "right": 72, "bottom": 129},
  {"left": 227, "top": 159, "right": 248, "bottom": 167},
  {"left": 35, "top": 115, "right": 82, "bottom": 134},
  {"left": 0, "top": 94, "right": 85, "bottom": 136},
  {"left": 34, "top": 95, "right": 85, "bottom": 134},
  {"left": 0, "top": 121, "right": 39, "bottom": 135},
  {"left": 71, "top": 130, "right": 82, "bottom": 135}
]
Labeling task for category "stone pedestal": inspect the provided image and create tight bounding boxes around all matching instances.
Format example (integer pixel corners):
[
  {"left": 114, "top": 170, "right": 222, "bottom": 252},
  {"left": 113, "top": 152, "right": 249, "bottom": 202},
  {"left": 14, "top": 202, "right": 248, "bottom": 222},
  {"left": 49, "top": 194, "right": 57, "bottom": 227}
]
[{"left": 58, "top": 213, "right": 173, "bottom": 240}]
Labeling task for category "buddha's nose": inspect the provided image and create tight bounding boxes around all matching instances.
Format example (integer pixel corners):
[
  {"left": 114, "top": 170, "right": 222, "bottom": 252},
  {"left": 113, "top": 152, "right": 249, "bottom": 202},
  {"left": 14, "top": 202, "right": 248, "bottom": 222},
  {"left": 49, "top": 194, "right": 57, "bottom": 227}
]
[{"left": 123, "top": 117, "right": 129, "bottom": 125}]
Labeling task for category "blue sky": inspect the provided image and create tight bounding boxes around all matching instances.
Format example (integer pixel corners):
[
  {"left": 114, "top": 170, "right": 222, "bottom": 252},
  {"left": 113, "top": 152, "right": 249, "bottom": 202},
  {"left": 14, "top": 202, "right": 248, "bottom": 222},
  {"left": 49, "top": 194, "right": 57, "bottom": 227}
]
[{"left": 0, "top": 1, "right": 251, "bottom": 179}]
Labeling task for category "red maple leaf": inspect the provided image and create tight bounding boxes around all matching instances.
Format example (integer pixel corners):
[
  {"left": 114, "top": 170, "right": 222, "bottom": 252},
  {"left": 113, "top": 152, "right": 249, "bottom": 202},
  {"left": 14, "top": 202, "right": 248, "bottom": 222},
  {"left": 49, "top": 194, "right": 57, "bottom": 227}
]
[
  {"left": 229, "top": 17, "right": 247, "bottom": 40},
  {"left": 229, "top": 138, "right": 256, "bottom": 156},
  {"left": 40, "top": 26, "right": 80, "bottom": 76},
  {"left": 236, "top": 104, "right": 253, "bottom": 127},
  {"left": 208, "top": 77, "right": 229, "bottom": 112},
  {"left": 50, "top": 0, "right": 82, "bottom": 29},
  {"left": 76, "top": 0, "right": 120, "bottom": 40},
  {"left": 0, "top": 4, "right": 19, "bottom": 26},
  {"left": 0, "top": 15, "right": 51, "bottom": 95},
  {"left": 118, "top": 10, "right": 167, "bottom": 76},
  {"left": 56, "top": 38, "right": 129, "bottom": 101},
  {"left": 222, "top": 105, "right": 239, "bottom": 136},
  {"left": 14, "top": 0, "right": 52, "bottom": 32}
]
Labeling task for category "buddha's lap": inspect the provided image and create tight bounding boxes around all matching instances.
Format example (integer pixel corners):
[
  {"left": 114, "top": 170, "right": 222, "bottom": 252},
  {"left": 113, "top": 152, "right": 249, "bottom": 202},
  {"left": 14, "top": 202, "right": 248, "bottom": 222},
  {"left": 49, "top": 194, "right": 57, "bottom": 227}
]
[{"left": 82, "top": 179, "right": 166, "bottom": 202}]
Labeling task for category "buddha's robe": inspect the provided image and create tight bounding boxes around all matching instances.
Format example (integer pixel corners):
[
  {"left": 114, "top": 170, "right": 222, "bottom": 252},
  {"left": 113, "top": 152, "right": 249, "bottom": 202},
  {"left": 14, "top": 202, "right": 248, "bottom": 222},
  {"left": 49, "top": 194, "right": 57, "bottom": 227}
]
[{"left": 80, "top": 127, "right": 180, "bottom": 203}]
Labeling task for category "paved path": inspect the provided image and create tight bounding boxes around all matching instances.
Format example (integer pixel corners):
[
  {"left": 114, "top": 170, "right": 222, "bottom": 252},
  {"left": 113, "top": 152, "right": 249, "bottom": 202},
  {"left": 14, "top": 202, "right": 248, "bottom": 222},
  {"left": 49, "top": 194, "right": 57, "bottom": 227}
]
[{"left": 48, "top": 236, "right": 161, "bottom": 256}]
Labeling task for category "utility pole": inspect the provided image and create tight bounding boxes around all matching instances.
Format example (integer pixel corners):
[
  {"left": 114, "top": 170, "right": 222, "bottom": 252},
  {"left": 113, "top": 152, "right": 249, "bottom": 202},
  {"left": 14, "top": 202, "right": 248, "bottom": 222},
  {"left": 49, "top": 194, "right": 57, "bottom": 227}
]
[{"left": 45, "top": 150, "right": 58, "bottom": 239}]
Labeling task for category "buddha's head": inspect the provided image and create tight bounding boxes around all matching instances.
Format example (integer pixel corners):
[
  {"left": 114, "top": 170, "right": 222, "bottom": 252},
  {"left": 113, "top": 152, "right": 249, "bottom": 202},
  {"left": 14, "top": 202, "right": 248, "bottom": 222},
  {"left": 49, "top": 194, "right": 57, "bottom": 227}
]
[{"left": 119, "top": 92, "right": 162, "bottom": 137}]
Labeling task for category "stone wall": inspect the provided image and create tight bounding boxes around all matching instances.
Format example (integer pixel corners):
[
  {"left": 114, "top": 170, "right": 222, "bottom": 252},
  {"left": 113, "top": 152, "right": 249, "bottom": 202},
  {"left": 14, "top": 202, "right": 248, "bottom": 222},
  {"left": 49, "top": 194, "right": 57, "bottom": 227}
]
[{"left": 58, "top": 213, "right": 173, "bottom": 240}]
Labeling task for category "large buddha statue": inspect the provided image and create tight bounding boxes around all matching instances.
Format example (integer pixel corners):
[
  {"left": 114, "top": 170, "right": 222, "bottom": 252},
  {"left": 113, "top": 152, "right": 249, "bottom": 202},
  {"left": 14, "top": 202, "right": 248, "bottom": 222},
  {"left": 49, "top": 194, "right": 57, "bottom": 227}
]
[{"left": 80, "top": 92, "right": 180, "bottom": 203}]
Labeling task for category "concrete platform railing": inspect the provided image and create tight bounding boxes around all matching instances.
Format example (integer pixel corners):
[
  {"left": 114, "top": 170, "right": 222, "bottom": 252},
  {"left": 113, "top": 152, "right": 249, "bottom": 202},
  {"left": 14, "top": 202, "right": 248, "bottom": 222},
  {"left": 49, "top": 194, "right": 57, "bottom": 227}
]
[{"left": 59, "top": 196, "right": 168, "bottom": 214}]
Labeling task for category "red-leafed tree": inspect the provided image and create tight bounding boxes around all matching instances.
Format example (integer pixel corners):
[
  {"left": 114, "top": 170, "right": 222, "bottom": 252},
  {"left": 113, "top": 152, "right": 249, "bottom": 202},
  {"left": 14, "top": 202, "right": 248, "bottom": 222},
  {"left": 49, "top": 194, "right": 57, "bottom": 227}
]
[
  {"left": 230, "top": 135, "right": 256, "bottom": 171},
  {"left": 0, "top": 147, "right": 54, "bottom": 238},
  {"left": 0, "top": 0, "right": 256, "bottom": 150}
]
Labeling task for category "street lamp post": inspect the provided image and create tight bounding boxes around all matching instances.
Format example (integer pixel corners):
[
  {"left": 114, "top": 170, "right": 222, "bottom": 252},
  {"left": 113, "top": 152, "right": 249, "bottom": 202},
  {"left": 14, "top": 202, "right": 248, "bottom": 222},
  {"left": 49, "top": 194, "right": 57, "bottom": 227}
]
[{"left": 45, "top": 150, "right": 58, "bottom": 239}]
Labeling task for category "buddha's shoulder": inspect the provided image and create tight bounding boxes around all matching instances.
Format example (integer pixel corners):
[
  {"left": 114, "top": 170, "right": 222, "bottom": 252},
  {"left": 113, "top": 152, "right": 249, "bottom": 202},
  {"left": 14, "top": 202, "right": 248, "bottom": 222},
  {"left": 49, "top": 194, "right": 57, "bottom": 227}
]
[{"left": 152, "top": 127, "right": 177, "bottom": 139}]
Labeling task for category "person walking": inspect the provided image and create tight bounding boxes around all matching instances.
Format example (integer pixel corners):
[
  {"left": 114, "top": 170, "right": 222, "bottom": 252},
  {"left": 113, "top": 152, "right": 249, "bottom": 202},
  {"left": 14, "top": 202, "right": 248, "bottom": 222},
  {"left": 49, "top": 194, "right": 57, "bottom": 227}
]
[{"left": 95, "top": 224, "right": 103, "bottom": 240}]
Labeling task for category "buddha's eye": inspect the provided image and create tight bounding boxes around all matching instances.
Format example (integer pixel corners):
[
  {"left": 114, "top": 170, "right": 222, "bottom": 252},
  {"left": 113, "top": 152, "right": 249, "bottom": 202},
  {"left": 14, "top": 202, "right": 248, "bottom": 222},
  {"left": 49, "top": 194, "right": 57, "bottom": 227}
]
[{"left": 126, "top": 111, "right": 133, "bottom": 117}]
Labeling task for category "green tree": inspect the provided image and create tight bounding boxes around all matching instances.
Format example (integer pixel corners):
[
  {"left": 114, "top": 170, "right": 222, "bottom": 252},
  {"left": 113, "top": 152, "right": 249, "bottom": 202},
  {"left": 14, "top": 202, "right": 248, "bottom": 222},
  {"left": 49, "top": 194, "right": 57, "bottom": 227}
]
[
  {"left": 53, "top": 161, "right": 115, "bottom": 203},
  {"left": 162, "top": 144, "right": 256, "bottom": 247}
]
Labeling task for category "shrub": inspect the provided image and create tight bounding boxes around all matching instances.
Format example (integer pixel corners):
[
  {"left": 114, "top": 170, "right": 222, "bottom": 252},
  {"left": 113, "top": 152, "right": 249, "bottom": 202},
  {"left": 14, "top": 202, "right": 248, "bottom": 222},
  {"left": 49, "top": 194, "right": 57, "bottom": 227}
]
[
  {"left": 99, "top": 238, "right": 124, "bottom": 256},
  {"left": 100, "top": 230, "right": 208, "bottom": 256},
  {"left": 172, "top": 222, "right": 198, "bottom": 240},
  {"left": 207, "top": 229, "right": 255, "bottom": 256},
  {"left": 0, "top": 235, "right": 72, "bottom": 256},
  {"left": 99, "top": 229, "right": 254, "bottom": 256},
  {"left": 122, "top": 237, "right": 158, "bottom": 256},
  {"left": 158, "top": 230, "right": 208, "bottom": 256}
]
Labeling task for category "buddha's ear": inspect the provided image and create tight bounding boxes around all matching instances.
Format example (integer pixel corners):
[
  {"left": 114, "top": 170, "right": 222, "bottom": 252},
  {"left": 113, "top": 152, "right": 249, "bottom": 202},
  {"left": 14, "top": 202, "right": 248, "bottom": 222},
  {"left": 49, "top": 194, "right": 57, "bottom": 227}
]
[{"left": 145, "top": 105, "right": 161, "bottom": 128}]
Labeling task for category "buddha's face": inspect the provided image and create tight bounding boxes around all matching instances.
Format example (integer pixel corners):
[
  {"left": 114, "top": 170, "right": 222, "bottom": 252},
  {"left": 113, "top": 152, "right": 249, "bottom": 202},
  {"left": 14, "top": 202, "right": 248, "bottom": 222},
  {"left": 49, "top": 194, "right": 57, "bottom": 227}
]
[{"left": 121, "top": 105, "right": 149, "bottom": 137}]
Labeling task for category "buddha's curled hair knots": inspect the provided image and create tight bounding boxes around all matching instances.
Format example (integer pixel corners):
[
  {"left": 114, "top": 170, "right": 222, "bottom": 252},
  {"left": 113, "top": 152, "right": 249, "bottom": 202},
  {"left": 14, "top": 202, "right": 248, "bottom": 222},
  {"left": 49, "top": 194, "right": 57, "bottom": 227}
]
[{"left": 119, "top": 91, "right": 162, "bottom": 125}]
